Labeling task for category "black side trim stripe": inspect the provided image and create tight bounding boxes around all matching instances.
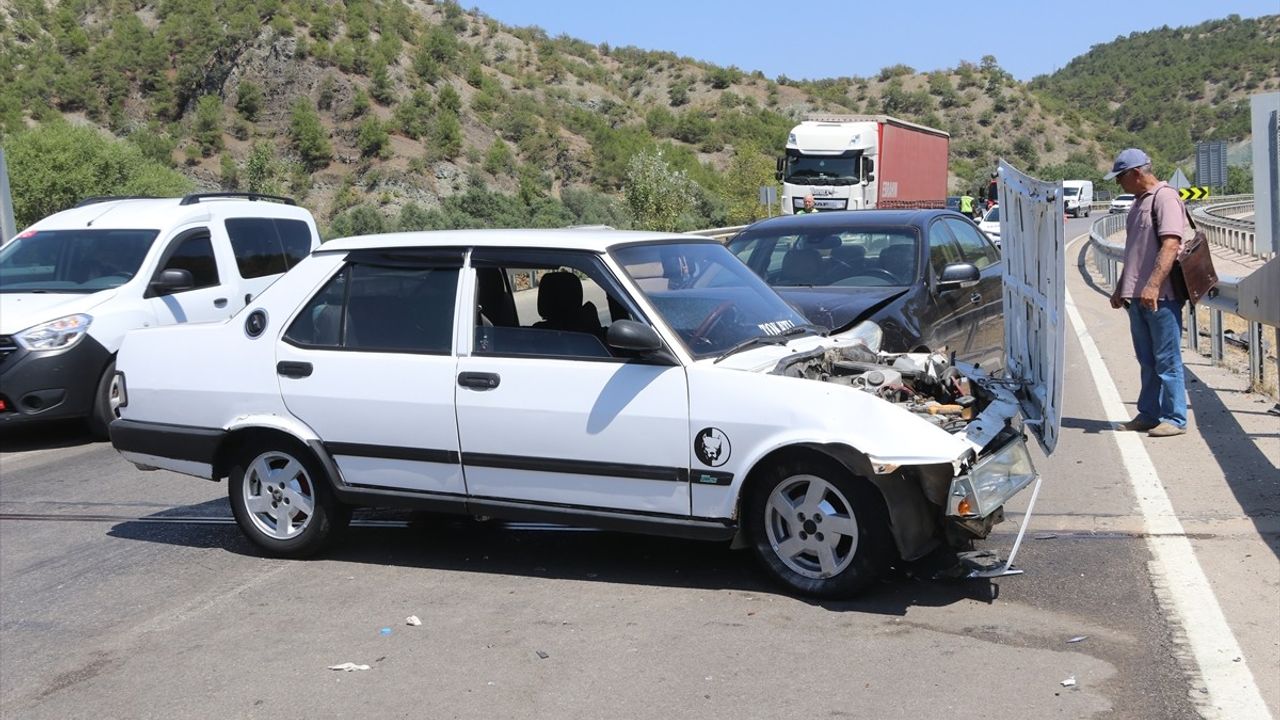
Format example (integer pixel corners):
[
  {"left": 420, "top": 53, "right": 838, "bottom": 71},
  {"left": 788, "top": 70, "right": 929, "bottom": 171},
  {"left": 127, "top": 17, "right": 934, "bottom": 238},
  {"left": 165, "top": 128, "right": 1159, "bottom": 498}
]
[
  {"left": 346, "top": 483, "right": 467, "bottom": 500},
  {"left": 462, "top": 452, "right": 683, "bottom": 482},
  {"left": 327, "top": 442, "right": 459, "bottom": 464},
  {"left": 691, "top": 470, "right": 734, "bottom": 487}
]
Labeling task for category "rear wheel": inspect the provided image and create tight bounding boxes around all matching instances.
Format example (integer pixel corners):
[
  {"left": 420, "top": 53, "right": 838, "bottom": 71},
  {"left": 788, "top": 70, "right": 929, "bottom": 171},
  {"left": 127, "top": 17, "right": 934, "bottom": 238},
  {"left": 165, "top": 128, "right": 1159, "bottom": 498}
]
[
  {"left": 745, "top": 456, "right": 893, "bottom": 598},
  {"left": 228, "top": 440, "right": 349, "bottom": 558}
]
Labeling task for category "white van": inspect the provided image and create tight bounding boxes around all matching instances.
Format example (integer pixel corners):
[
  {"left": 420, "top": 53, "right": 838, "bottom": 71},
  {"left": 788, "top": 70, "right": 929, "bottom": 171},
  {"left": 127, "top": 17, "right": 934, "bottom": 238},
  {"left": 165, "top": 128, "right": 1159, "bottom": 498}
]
[
  {"left": 0, "top": 193, "right": 321, "bottom": 436},
  {"left": 1062, "top": 180, "right": 1094, "bottom": 218}
]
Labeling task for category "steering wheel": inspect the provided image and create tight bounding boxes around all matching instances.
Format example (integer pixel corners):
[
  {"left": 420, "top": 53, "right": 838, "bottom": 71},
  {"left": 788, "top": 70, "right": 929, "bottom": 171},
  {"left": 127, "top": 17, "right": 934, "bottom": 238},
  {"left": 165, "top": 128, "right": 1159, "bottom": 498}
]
[
  {"left": 856, "top": 269, "right": 900, "bottom": 284},
  {"left": 690, "top": 300, "right": 736, "bottom": 342}
]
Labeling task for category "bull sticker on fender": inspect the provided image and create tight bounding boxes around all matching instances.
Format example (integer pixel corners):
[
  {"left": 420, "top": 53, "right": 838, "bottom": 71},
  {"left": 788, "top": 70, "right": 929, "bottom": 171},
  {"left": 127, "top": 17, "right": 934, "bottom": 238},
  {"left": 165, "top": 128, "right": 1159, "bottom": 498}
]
[{"left": 694, "top": 427, "right": 731, "bottom": 467}]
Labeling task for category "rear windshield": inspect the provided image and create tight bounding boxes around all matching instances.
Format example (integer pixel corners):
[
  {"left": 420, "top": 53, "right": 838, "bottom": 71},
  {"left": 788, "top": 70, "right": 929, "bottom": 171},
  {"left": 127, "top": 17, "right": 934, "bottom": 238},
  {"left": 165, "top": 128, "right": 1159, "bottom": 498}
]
[{"left": 0, "top": 229, "right": 158, "bottom": 293}]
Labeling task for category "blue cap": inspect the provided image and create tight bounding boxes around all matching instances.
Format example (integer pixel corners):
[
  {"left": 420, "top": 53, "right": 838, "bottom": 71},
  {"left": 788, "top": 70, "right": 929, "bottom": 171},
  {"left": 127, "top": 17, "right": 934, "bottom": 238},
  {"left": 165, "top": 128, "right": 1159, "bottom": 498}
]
[{"left": 1104, "top": 148, "right": 1151, "bottom": 180}]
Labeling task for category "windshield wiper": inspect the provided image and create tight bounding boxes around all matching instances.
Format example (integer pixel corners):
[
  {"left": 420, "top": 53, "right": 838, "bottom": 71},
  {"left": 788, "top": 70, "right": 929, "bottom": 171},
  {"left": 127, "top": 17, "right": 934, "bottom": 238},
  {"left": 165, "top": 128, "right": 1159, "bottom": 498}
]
[{"left": 712, "top": 325, "right": 825, "bottom": 364}]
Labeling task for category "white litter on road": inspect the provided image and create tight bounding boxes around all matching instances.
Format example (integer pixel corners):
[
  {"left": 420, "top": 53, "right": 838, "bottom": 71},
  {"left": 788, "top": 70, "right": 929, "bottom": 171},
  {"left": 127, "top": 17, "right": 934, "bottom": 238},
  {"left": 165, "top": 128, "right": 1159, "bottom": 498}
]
[
  {"left": 1061, "top": 675, "right": 1077, "bottom": 688},
  {"left": 406, "top": 615, "right": 422, "bottom": 626},
  {"left": 328, "top": 663, "right": 371, "bottom": 672}
]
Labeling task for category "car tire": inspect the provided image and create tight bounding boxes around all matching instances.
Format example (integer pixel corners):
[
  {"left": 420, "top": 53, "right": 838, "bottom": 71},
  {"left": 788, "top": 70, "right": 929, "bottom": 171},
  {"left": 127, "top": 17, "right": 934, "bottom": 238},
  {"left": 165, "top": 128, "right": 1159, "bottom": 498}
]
[
  {"left": 88, "top": 361, "right": 122, "bottom": 440},
  {"left": 745, "top": 455, "right": 893, "bottom": 598},
  {"left": 228, "top": 440, "right": 350, "bottom": 558}
]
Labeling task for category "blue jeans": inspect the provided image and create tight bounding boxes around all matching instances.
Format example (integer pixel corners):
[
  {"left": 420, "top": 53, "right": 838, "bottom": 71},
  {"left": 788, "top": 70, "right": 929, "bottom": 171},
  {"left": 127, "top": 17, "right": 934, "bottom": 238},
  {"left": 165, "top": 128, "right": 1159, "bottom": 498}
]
[{"left": 1127, "top": 299, "right": 1187, "bottom": 428}]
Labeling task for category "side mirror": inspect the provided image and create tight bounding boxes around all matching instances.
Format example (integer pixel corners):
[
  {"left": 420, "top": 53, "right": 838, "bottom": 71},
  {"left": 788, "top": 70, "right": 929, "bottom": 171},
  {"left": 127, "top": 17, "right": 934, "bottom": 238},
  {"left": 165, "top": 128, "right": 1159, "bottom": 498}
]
[
  {"left": 936, "top": 262, "right": 981, "bottom": 291},
  {"left": 775, "top": 156, "right": 785, "bottom": 182},
  {"left": 861, "top": 156, "right": 875, "bottom": 185},
  {"left": 149, "top": 268, "right": 194, "bottom": 295},
  {"left": 607, "top": 319, "right": 664, "bottom": 353}
]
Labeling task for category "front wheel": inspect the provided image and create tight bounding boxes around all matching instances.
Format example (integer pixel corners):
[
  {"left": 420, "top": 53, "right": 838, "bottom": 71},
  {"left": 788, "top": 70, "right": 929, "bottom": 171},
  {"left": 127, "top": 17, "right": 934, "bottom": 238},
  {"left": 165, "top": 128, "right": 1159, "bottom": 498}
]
[
  {"left": 88, "top": 362, "right": 123, "bottom": 440},
  {"left": 228, "top": 441, "right": 349, "bottom": 558},
  {"left": 745, "top": 456, "right": 893, "bottom": 598}
]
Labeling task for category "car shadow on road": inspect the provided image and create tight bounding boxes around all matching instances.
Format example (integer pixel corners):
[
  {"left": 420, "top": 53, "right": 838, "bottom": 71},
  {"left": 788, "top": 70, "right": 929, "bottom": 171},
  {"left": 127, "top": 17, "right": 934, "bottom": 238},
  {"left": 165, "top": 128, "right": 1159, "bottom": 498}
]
[
  {"left": 108, "top": 503, "right": 998, "bottom": 614},
  {"left": 0, "top": 420, "right": 96, "bottom": 454},
  {"left": 1183, "top": 363, "right": 1280, "bottom": 561},
  {"left": 1058, "top": 416, "right": 1117, "bottom": 435}
]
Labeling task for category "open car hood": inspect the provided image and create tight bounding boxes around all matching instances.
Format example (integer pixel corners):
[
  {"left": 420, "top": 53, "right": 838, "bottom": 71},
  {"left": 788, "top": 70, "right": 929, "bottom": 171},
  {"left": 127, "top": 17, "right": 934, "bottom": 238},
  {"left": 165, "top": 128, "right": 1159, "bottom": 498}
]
[{"left": 996, "top": 161, "right": 1065, "bottom": 454}]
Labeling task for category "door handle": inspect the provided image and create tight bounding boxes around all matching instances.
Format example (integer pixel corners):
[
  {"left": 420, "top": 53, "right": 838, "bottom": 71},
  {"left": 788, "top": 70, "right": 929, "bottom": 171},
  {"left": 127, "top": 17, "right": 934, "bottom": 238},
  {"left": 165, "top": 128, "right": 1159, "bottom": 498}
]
[
  {"left": 277, "top": 361, "right": 313, "bottom": 379},
  {"left": 457, "top": 371, "right": 500, "bottom": 390},
  {"left": 214, "top": 297, "right": 228, "bottom": 308},
  {"left": 244, "top": 293, "right": 253, "bottom": 305},
  {"left": 969, "top": 292, "right": 982, "bottom": 304}
]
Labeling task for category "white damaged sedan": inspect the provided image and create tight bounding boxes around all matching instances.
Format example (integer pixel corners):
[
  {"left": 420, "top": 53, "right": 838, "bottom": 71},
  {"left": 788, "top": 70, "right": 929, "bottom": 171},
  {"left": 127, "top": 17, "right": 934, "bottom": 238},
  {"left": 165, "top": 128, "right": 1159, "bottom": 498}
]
[{"left": 111, "top": 168, "right": 1064, "bottom": 598}]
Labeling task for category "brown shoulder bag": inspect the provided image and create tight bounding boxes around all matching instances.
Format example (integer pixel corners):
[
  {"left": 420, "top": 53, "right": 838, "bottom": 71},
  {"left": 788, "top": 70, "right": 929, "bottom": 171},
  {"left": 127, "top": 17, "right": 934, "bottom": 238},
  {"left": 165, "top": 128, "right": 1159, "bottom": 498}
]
[{"left": 1153, "top": 188, "right": 1219, "bottom": 304}]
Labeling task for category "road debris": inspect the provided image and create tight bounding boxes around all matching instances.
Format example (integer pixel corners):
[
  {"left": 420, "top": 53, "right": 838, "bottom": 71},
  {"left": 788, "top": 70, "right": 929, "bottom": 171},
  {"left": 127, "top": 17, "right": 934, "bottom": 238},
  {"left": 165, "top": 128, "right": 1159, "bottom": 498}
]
[
  {"left": 535, "top": 650, "right": 549, "bottom": 659},
  {"left": 1033, "top": 533, "right": 1059, "bottom": 540},
  {"left": 1067, "top": 636, "right": 1088, "bottom": 644},
  {"left": 379, "top": 627, "right": 392, "bottom": 636},
  {"left": 406, "top": 615, "right": 422, "bottom": 626},
  {"left": 1060, "top": 675, "right": 1077, "bottom": 688},
  {"left": 328, "top": 663, "right": 371, "bottom": 672}
]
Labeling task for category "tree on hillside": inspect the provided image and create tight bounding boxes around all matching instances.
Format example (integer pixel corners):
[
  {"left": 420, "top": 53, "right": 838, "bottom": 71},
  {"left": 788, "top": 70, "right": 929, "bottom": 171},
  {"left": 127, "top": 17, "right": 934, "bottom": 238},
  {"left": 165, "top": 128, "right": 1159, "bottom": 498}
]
[
  {"left": 624, "top": 149, "right": 694, "bottom": 232},
  {"left": 6, "top": 123, "right": 192, "bottom": 227},
  {"left": 289, "top": 98, "right": 332, "bottom": 171},
  {"left": 722, "top": 145, "right": 777, "bottom": 225},
  {"left": 192, "top": 95, "right": 224, "bottom": 157}
]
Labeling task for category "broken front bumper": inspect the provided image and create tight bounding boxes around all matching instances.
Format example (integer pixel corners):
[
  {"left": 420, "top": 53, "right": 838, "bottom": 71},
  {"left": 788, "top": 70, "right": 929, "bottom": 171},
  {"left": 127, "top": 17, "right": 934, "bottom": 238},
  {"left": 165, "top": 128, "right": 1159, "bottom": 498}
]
[{"left": 946, "top": 436, "right": 1037, "bottom": 519}]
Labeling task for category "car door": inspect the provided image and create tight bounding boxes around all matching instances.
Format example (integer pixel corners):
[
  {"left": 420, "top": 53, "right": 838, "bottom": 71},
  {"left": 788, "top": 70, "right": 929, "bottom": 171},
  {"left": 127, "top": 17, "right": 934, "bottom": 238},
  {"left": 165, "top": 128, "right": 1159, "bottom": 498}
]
[
  {"left": 146, "top": 226, "right": 236, "bottom": 325},
  {"left": 454, "top": 248, "right": 692, "bottom": 516},
  {"left": 923, "top": 219, "right": 972, "bottom": 357},
  {"left": 275, "top": 249, "right": 466, "bottom": 496},
  {"left": 944, "top": 216, "right": 1004, "bottom": 371}
]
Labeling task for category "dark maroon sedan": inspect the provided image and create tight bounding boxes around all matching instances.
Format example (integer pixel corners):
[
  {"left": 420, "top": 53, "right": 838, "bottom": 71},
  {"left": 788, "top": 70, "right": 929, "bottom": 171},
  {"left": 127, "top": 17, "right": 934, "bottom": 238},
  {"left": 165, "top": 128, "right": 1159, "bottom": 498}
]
[{"left": 726, "top": 209, "right": 1004, "bottom": 372}]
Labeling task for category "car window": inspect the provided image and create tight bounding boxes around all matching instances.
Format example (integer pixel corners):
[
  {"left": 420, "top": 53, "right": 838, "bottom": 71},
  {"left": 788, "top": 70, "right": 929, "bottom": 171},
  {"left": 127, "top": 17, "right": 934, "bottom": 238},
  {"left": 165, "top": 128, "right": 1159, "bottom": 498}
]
[
  {"left": 162, "top": 232, "right": 219, "bottom": 290},
  {"left": 943, "top": 218, "right": 1000, "bottom": 269},
  {"left": 284, "top": 261, "right": 459, "bottom": 354},
  {"left": 225, "top": 218, "right": 313, "bottom": 279},
  {"left": 0, "top": 229, "right": 157, "bottom": 294},
  {"left": 471, "top": 250, "right": 639, "bottom": 360},
  {"left": 727, "top": 227, "right": 918, "bottom": 288},
  {"left": 927, "top": 221, "right": 963, "bottom": 276}
]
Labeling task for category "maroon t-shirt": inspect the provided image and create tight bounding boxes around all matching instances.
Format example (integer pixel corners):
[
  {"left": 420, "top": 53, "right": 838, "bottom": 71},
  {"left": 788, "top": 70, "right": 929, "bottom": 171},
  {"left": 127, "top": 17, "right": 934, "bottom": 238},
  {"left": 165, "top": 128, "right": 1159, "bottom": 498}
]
[{"left": 1119, "top": 182, "right": 1187, "bottom": 300}]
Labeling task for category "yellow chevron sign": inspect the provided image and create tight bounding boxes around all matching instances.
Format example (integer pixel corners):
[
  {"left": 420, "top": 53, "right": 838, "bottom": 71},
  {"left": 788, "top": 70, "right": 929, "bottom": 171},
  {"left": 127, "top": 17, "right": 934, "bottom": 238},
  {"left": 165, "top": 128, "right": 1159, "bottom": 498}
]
[{"left": 1179, "top": 187, "right": 1211, "bottom": 201}]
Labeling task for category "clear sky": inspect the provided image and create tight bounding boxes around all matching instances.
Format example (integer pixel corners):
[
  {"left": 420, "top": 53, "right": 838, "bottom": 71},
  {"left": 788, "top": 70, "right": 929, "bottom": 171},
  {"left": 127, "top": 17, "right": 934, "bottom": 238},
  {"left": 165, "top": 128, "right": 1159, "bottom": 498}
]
[{"left": 465, "top": 1, "right": 1278, "bottom": 81}]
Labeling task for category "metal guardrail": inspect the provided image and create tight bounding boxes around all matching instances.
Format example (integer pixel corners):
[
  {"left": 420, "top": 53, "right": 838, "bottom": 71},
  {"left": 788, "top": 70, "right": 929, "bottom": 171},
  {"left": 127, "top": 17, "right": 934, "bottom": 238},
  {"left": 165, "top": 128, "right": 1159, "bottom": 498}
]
[
  {"left": 695, "top": 224, "right": 748, "bottom": 242},
  {"left": 1088, "top": 202, "right": 1277, "bottom": 396},
  {"left": 1194, "top": 199, "right": 1270, "bottom": 260}
]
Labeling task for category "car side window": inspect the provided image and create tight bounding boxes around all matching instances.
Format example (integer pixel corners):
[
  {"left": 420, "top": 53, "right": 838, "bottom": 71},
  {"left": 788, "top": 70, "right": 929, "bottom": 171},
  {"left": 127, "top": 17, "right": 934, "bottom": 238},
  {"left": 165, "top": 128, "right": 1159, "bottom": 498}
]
[
  {"left": 284, "top": 261, "right": 459, "bottom": 354},
  {"left": 225, "top": 218, "right": 313, "bottom": 279},
  {"left": 927, "top": 221, "right": 962, "bottom": 276},
  {"left": 161, "top": 232, "right": 219, "bottom": 289},
  {"left": 944, "top": 218, "right": 1000, "bottom": 269},
  {"left": 471, "top": 250, "right": 640, "bottom": 360}
]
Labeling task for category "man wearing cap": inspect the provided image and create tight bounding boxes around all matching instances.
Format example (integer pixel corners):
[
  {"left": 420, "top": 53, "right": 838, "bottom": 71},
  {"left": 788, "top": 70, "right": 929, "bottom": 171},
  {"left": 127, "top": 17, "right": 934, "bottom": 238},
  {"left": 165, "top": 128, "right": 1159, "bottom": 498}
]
[{"left": 1105, "top": 148, "right": 1188, "bottom": 437}]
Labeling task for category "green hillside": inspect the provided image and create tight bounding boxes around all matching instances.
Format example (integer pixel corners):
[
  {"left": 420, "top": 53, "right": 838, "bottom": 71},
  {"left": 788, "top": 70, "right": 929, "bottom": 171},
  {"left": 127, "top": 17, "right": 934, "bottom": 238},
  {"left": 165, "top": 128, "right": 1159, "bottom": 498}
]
[{"left": 1, "top": 2, "right": 1275, "bottom": 233}]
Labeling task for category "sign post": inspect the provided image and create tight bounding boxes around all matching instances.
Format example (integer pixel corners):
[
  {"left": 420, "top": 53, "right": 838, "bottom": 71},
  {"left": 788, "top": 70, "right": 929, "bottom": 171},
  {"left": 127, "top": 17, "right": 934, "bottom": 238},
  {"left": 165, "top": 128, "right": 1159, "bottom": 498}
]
[
  {"left": 0, "top": 147, "right": 15, "bottom": 245},
  {"left": 758, "top": 185, "right": 777, "bottom": 218}
]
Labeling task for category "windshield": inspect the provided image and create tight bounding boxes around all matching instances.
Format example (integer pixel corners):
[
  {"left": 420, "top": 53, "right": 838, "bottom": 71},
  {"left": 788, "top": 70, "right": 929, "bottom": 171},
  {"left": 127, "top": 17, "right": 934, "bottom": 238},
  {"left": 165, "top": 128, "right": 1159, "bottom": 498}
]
[
  {"left": 984, "top": 207, "right": 1001, "bottom": 222},
  {"left": 784, "top": 152, "right": 859, "bottom": 185},
  {"left": 611, "top": 241, "right": 812, "bottom": 359},
  {"left": 727, "top": 226, "right": 919, "bottom": 288},
  {"left": 1116, "top": 194, "right": 1134, "bottom": 201},
  {"left": 1063, "top": 187, "right": 1080, "bottom": 196},
  {"left": 0, "top": 229, "right": 158, "bottom": 294}
]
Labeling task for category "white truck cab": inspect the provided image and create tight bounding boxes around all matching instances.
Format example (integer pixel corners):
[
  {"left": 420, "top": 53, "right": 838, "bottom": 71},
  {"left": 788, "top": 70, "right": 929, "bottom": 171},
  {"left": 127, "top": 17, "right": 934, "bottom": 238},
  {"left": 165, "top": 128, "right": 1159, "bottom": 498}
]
[{"left": 0, "top": 193, "right": 320, "bottom": 436}]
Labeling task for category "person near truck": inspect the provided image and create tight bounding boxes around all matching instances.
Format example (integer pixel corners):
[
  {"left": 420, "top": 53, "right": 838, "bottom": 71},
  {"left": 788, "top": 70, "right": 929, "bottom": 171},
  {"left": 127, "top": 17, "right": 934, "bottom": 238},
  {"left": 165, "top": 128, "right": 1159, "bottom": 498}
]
[
  {"left": 796, "top": 194, "right": 817, "bottom": 214},
  {"left": 1105, "top": 148, "right": 1188, "bottom": 438},
  {"left": 958, "top": 193, "right": 974, "bottom": 217}
]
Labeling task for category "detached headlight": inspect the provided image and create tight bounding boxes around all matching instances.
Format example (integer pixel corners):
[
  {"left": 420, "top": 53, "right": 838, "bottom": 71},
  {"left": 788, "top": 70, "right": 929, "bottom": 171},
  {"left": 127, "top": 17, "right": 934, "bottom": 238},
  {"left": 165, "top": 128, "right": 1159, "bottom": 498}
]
[
  {"left": 15, "top": 314, "right": 93, "bottom": 351},
  {"left": 948, "top": 437, "right": 1037, "bottom": 518}
]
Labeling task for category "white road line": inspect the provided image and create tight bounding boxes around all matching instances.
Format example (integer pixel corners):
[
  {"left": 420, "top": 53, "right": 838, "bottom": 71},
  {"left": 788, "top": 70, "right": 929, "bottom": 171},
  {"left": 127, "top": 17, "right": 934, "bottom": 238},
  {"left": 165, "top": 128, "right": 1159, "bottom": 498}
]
[{"left": 1065, "top": 231, "right": 1272, "bottom": 719}]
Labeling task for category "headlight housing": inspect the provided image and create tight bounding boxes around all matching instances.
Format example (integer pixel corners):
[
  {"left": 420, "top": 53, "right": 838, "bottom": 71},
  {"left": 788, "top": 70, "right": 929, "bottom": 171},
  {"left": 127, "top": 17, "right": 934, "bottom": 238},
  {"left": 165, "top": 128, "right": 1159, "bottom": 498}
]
[
  {"left": 948, "top": 437, "right": 1037, "bottom": 518},
  {"left": 15, "top": 314, "right": 93, "bottom": 351}
]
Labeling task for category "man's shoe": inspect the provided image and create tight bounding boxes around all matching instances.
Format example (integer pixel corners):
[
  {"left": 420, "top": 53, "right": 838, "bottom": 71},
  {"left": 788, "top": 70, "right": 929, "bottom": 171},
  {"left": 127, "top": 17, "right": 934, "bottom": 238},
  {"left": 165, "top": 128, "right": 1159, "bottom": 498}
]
[
  {"left": 1148, "top": 423, "right": 1186, "bottom": 437},
  {"left": 1117, "top": 417, "right": 1158, "bottom": 431}
]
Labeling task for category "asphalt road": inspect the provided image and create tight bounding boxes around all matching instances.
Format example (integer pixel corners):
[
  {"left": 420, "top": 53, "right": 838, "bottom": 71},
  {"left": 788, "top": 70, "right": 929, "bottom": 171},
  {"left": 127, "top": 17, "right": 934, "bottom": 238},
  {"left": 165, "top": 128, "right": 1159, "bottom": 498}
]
[{"left": 1, "top": 215, "right": 1276, "bottom": 719}]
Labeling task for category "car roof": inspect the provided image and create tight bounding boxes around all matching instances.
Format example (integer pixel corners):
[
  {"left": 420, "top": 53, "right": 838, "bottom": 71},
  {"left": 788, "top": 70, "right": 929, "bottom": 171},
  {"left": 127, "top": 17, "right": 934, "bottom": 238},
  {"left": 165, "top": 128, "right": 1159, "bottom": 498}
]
[
  {"left": 320, "top": 228, "right": 714, "bottom": 254},
  {"left": 736, "top": 209, "right": 967, "bottom": 234},
  {"left": 28, "top": 197, "right": 315, "bottom": 233}
]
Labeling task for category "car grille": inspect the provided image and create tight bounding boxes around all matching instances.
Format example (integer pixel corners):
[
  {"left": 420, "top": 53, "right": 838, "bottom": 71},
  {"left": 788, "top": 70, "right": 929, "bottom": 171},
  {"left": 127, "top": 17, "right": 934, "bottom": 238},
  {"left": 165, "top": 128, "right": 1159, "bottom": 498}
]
[{"left": 0, "top": 335, "right": 16, "bottom": 363}]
